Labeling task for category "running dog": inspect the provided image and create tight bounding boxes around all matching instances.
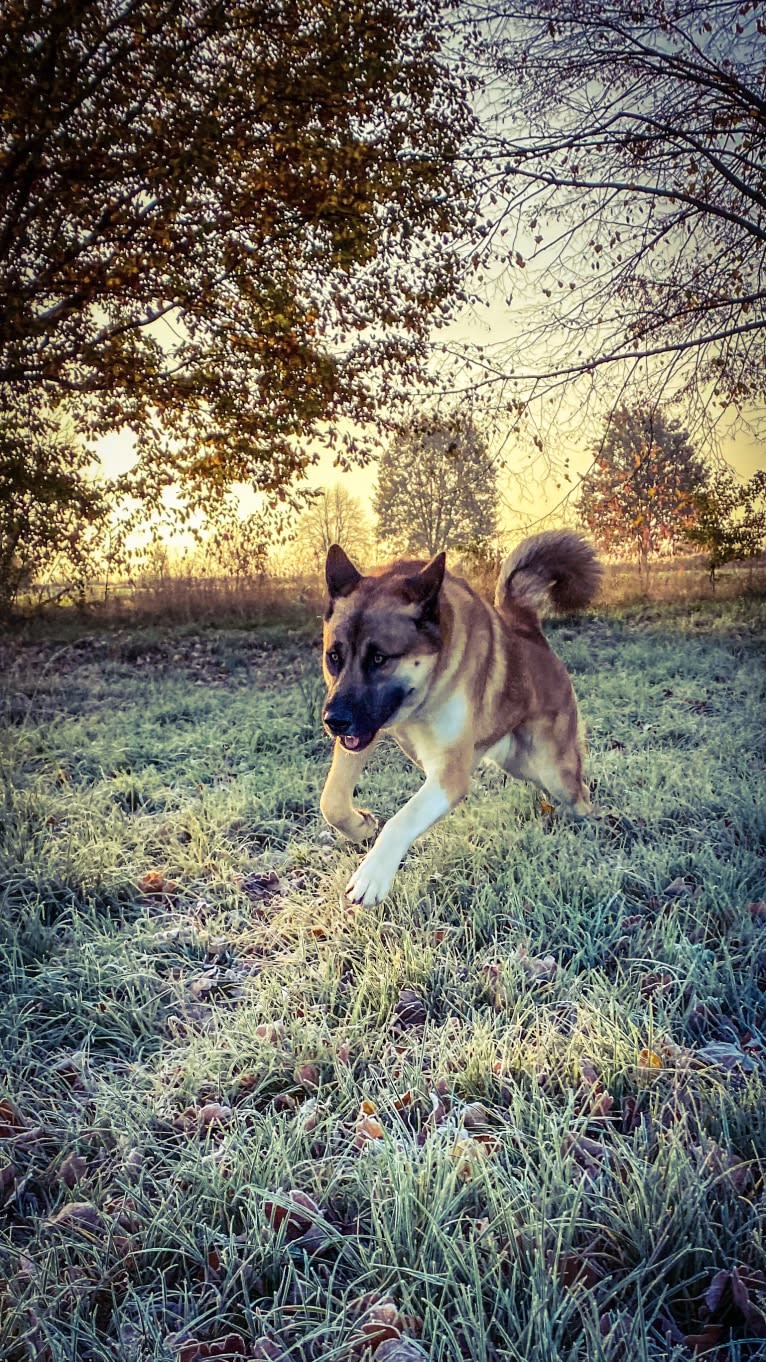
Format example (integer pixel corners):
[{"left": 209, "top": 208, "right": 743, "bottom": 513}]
[{"left": 320, "top": 531, "right": 602, "bottom": 905}]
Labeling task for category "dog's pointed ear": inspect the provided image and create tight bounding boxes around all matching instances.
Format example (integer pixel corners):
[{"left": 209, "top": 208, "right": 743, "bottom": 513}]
[
  {"left": 325, "top": 544, "right": 362, "bottom": 599},
  {"left": 403, "top": 552, "right": 446, "bottom": 613}
]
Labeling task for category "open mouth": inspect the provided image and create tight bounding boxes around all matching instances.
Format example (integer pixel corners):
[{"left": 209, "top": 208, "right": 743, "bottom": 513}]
[{"left": 339, "top": 731, "right": 376, "bottom": 752}]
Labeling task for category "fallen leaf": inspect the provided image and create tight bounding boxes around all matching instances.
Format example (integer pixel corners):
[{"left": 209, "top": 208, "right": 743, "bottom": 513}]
[
  {"left": 657, "top": 1311, "right": 685, "bottom": 1345},
  {"left": 273, "top": 1093, "right": 298, "bottom": 1114},
  {"left": 251, "top": 1343, "right": 290, "bottom": 1361},
  {"left": 663, "top": 876, "right": 693, "bottom": 898},
  {"left": 550, "top": 1249, "right": 602, "bottom": 1290},
  {"left": 703, "top": 1266, "right": 766, "bottom": 1335},
  {"left": 240, "top": 870, "right": 282, "bottom": 902},
  {"left": 353, "top": 1296, "right": 402, "bottom": 1352},
  {"left": 1, "top": 1163, "right": 17, "bottom": 1197},
  {"left": 46, "top": 1201, "right": 104, "bottom": 1234},
  {"left": 515, "top": 945, "right": 557, "bottom": 983},
  {"left": 696, "top": 1042, "right": 757, "bottom": 1074},
  {"left": 297, "top": 1098, "right": 321, "bottom": 1133},
  {"left": 588, "top": 1089, "right": 615, "bottom": 1121},
  {"left": 51, "top": 1052, "right": 92, "bottom": 1092},
  {"left": 450, "top": 1137, "right": 491, "bottom": 1181},
  {"left": 598, "top": 1312, "right": 634, "bottom": 1347},
  {"left": 138, "top": 869, "right": 172, "bottom": 895},
  {"left": 375, "top": 1340, "right": 427, "bottom": 1361},
  {"left": 201, "top": 1101, "right": 233, "bottom": 1131},
  {"left": 393, "top": 988, "right": 428, "bottom": 1027},
  {"left": 294, "top": 1062, "right": 320, "bottom": 1089},
  {"left": 730, "top": 1266, "right": 766, "bottom": 1327},
  {"left": 462, "top": 1101, "right": 491, "bottom": 1131},
  {"left": 0, "top": 1100, "right": 27, "bottom": 1138},
  {"left": 705, "top": 1269, "right": 729, "bottom": 1315},
  {"left": 700, "top": 1142, "right": 753, "bottom": 1193},
  {"left": 579, "top": 1059, "right": 599, "bottom": 1086},
  {"left": 123, "top": 1147, "right": 144, "bottom": 1181},
  {"left": 59, "top": 1152, "right": 88, "bottom": 1188},
  {"left": 254, "top": 1022, "right": 286, "bottom": 1045},
  {"left": 562, "top": 1132, "right": 610, "bottom": 1182},
  {"left": 175, "top": 1102, "right": 232, "bottom": 1134},
  {"left": 575, "top": 1059, "right": 615, "bottom": 1121},
  {"left": 354, "top": 1108, "right": 385, "bottom": 1148},
  {"left": 423, "top": 1088, "right": 450, "bottom": 1137},
  {"left": 683, "top": 1323, "right": 723, "bottom": 1352},
  {"left": 637, "top": 1048, "right": 662, "bottom": 1070},
  {"left": 639, "top": 971, "right": 674, "bottom": 997},
  {"left": 263, "top": 1188, "right": 329, "bottom": 1251},
  {"left": 482, "top": 961, "right": 508, "bottom": 1009}
]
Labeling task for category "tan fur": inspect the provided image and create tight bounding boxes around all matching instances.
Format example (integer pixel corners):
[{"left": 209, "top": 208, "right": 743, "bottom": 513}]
[
  {"left": 319, "top": 739, "right": 379, "bottom": 842},
  {"left": 320, "top": 533, "right": 601, "bottom": 904}
]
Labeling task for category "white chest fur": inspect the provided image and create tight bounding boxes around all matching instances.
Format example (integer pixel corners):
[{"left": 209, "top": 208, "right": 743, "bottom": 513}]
[{"left": 403, "top": 692, "right": 469, "bottom": 772}]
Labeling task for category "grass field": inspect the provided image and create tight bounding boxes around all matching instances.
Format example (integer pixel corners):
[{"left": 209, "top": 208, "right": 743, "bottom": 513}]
[{"left": 1, "top": 598, "right": 765, "bottom": 1361}]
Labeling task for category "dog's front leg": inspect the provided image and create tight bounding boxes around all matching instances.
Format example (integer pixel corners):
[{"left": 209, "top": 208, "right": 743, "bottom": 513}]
[
  {"left": 346, "top": 749, "right": 472, "bottom": 907},
  {"left": 320, "top": 737, "right": 379, "bottom": 843}
]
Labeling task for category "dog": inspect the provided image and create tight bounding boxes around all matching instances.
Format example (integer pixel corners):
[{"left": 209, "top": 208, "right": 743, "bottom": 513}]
[{"left": 319, "top": 530, "right": 602, "bottom": 906}]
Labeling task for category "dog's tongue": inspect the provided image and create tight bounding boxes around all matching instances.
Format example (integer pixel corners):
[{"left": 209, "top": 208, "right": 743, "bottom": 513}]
[{"left": 340, "top": 731, "right": 374, "bottom": 751}]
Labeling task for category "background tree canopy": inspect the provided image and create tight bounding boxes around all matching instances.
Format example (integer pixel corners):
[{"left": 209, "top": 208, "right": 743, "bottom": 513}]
[
  {"left": 0, "top": 409, "right": 113, "bottom": 610},
  {"left": 374, "top": 411, "right": 498, "bottom": 557},
  {"left": 579, "top": 404, "right": 708, "bottom": 584},
  {"left": 0, "top": 0, "right": 472, "bottom": 506},
  {"left": 687, "top": 467, "right": 766, "bottom": 581},
  {"left": 452, "top": 0, "right": 766, "bottom": 441},
  {"left": 296, "top": 484, "right": 373, "bottom": 572}
]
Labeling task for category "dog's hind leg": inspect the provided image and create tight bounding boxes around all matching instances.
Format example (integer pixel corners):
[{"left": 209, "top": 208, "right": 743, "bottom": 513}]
[
  {"left": 502, "top": 717, "right": 591, "bottom": 816},
  {"left": 320, "top": 738, "right": 379, "bottom": 843},
  {"left": 530, "top": 742, "right": 591, "bottom": 816}
]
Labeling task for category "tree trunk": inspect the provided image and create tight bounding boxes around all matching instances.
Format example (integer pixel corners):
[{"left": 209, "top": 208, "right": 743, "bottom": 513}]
[{"left": 638, "top": 546, "right": 650, "bottom": 595}]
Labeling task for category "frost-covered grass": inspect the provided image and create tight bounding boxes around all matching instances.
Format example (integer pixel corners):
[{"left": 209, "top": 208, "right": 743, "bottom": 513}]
[{"left": 1, "top": 599, "right": 765, "bottom": 1361}]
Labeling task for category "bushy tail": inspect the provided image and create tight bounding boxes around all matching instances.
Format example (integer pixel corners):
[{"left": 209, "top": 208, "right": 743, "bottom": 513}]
[{"left": 494, "top": 530, "right": 602, "bottom": 615}]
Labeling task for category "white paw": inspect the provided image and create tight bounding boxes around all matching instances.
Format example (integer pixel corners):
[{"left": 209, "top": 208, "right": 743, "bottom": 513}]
[{"left": 346, "top": 847, "right": 399, "bottom": 906}]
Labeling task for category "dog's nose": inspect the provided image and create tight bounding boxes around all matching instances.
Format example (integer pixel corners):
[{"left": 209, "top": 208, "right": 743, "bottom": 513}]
[{"left": 323, "top": 703, "right": 353, "bottom": 736}]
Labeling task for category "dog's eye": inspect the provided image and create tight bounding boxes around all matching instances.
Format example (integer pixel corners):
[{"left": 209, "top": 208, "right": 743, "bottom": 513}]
[
  {"left": 326, "top": 648, "right": 341, "bottom": 669},
  {"left": 371, "top": 651, "right": 387, "bottom": 667}
]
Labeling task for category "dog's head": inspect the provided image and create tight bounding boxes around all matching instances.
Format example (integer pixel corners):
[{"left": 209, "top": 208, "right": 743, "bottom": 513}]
[{"left": 321, "top": 544, "right": 445, "bottom": 750}]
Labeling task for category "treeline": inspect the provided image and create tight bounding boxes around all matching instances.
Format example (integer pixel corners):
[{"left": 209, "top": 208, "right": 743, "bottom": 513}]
[{"left": 4, "top": 403, "right": 764, "bottom": 616}]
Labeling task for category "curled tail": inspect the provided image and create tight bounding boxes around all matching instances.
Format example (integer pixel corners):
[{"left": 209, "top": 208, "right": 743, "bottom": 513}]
[{"left": 495, "top": 530, "right": 602, "bottom": 615}]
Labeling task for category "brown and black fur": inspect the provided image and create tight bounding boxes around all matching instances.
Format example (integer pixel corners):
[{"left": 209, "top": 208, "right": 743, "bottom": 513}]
[{"left": 320, "top": 531, "right": 602, "bottom": 905}]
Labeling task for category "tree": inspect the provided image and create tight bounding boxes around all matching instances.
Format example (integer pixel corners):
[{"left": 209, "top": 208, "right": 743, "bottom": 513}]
[
  {"left": 687, "top": 467, "right": 766, "bottom": 582},
  {"left": 202, "top": 499, "right": 280, "bottom": 581},
  {"left": 374, "top": 411, "right": 498, "bottom": 557},
  {"left": 0, "top": 0, "right": 472, "bottom": 507},
  {"left": 578, "top": 404, "right": 708, "bottom": 586},
  {"left": 296, "top": 484, "right": 373, "bottom": 573},
  {"left": 0, "top": 406, "right": 114, "bottom": 612},
  {"left": 452, "top": 1, "right": 766, "bottom": 439}
]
